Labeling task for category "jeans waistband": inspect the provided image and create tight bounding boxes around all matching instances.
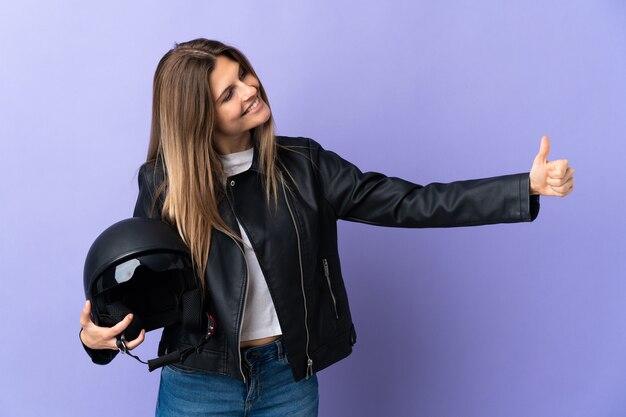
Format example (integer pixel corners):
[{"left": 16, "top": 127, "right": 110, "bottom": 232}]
[{"left": 241, "top": 337, "right": 286, "bottom": 366}]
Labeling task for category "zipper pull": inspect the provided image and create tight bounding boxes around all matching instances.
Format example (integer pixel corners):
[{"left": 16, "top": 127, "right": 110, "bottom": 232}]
[
  {"left": 322, "top": 258, "right": 339, "bottom": 319},
  {"left": 322, "top": 258, "right": 329, "bottom": 277},
  {"left": 306, "top": 358, "right": 314, "bottom": 379}
]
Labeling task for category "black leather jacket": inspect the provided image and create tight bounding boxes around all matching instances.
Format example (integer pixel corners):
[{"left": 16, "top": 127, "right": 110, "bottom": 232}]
[{"left": 84, "top": 136, "right": 539, "bottom": 382}]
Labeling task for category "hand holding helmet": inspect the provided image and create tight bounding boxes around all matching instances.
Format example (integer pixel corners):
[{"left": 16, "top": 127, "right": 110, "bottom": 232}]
[
  {"left": 79, "top": 299, "right": 145, "bottom": 351},
  {"left": 81, "top": 217, "right": 214, "bottom": 370}
]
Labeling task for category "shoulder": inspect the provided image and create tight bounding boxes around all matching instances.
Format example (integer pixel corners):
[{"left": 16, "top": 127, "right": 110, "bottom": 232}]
[
  {"left": 276, "top": 135, "right": 325, "bottom": 148},
  {"left": 275, "top": 135, "right": 325, "bottom": 160},
  {"left": 138, "top": 159, "right": 160, "bottom": 176},
  {"left": 134, "top": 159, "right": 166, "bottom": 219},
  {"left": 137, "top": 159, "right": 165, "bottom": 189}
]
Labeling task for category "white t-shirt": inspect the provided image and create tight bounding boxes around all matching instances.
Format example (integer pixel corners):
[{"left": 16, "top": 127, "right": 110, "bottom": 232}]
[{"left": 219, "top": 148, "right": 283, "bottom": 341}]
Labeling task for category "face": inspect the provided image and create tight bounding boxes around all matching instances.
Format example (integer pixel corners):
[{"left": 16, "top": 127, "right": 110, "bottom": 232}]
[{"left": 209, "top": 55, "right": 271, "bottom": 153}]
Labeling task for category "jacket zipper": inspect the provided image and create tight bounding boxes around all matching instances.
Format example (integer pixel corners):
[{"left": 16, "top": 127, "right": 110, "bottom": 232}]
[
  {"left": 224, "top": 182, "right": 250, "bottom": 383},
  {"left": 235, "top": 239, "right": 249, "bottom": 383},
  {"left": 322, "top": 258, "right": 339, "bottom": 319},
  {"left": 281, "top": 181, "right": 314, "bottom": 379}
]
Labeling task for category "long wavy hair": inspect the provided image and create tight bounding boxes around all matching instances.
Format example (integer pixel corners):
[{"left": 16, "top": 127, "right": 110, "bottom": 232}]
[{"left": 145, "top": 38, "right": 281, "bottom": 288}]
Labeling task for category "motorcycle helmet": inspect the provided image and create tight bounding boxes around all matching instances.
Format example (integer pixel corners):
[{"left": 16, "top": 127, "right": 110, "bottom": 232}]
[{"left": 83, "top": 217, "right": 205, "bottom": 345}]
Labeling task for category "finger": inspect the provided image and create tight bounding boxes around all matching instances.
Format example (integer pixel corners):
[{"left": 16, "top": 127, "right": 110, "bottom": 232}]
[
  {"left": 534, "top": 135, "right": 551, "bottom": 164},
  {"left": 565, "top": 178, "right": 575, "bottom": 196},
  {"left": 547, "top": 167, "right": 574, "bottom": 185},
  {"left": 79, "top": 300, "right": 93, "bottom": 328},
  {"left": 124, "top": 329, "right": 146, "bottom": 350},
  {"left": 107, "top": 313, "right": 134, "bottom": 337},
  {"left": 546, "top": 173, "right": 573, "bottom": 187},
  {"left": 550, "top": 178, "right": 574, "bottom": 196},
  {"left": 548, "top": 160, "right": 569, "bottom": 178},
  {"left": 556, "top": 183, "right": 574, "bottom": 197}
]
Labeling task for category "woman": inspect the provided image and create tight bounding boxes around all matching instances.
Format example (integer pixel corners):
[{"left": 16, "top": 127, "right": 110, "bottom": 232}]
[{"left": 79, "top": 38, "right": 574, "bottom": 416}]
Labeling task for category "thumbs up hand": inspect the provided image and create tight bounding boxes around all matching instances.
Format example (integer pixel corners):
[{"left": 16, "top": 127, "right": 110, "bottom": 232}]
[{"left": 529, "top": 136, "right": 575, "bottom": 197}]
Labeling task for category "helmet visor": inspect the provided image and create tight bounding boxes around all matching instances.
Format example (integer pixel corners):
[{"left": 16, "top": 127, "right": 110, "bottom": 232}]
[{"left": 96, "top": 252, "right": 193, "bottom": 294}]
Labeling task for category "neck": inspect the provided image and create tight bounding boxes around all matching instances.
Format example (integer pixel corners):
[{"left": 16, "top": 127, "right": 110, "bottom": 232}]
[{"left": 215, "top": 131, "right": 253, "bottom": 155}]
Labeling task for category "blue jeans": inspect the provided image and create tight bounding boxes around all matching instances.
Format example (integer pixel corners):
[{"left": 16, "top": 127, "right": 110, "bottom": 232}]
[{"left": 155, "top": 338, "right": 319, "bottom": 417}]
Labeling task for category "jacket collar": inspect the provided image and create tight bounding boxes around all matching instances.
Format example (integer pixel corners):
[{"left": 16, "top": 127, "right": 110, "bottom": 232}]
[{"left": 250, "top": 142, "right": 261, "bottom": 173}]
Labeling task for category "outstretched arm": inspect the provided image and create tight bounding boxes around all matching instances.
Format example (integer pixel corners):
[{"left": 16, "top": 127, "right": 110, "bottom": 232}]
[{"left": 310, "top": 138, "right": 539, "bottom": 228}]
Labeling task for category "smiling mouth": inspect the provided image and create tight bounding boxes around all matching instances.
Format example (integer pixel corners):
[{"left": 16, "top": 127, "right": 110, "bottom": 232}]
[{"left": 242, "top": 97, "right": 260, "bottom": 116}]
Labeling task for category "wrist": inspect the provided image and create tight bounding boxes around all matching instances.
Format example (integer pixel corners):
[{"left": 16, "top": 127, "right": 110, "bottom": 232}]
[{"left": 529, "top": 176, "right": 540, "bottom": 195}]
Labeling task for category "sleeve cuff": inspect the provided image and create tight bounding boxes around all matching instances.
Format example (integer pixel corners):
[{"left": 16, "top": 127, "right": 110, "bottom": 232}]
[
  {"left": 529, "top": 195, "right": 540, "bottom": 221},
  {"left": 79, "top": 329, "right": 118, "bottom": 365},
  {"left": 520, "top": 173, "right": 540, "bottom": 221}
]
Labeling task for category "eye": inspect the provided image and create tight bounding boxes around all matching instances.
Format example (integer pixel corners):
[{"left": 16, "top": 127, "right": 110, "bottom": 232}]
[{"left": 221, "top": 66, "right": 248, "bottom": 103}]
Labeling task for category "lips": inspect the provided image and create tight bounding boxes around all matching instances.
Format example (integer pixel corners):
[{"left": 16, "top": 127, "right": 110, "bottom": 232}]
[{"left": 242, "top": 96, "right": 260, "bottom": 116}]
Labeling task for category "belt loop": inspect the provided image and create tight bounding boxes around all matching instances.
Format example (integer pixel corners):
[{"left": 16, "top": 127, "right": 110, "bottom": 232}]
[{"left": 275, "top": 337, "right": 285, "bottom": 360}]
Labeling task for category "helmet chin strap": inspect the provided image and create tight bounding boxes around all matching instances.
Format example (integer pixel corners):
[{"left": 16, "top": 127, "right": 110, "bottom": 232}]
[
  {"left": 116, "top": 314, "right": 217, "bottom": 372},
  {"left": 116, "top": 333, "right": 149, "bottom": 364}
]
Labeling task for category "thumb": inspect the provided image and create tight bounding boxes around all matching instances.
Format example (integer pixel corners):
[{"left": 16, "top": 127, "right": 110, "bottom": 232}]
[
  {"left": 80, "top": 299, "right": 93, "bottom": 327},
  {"left": 534, "top": 135, "right": 551, "bottom": 164}
]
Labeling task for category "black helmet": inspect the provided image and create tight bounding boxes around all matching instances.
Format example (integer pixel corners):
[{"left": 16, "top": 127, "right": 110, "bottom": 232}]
[{"left": 84, "top": 217, "right": 212, "bottom": 369}]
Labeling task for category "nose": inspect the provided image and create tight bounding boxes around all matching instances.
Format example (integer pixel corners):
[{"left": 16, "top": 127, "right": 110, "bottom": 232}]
[{"left": 239, "top": 81, "right": 257, "bottom": 101}]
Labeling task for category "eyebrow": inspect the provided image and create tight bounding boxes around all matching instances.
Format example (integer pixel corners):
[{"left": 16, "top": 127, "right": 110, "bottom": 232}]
[{"left": 215, "top": 61, "right": 241, "bottom": 103}]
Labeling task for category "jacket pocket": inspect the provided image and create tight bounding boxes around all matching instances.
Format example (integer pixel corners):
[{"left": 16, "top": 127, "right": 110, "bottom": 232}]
[{"left": 322, "top": 258, "right": 339, "bottom": 320}]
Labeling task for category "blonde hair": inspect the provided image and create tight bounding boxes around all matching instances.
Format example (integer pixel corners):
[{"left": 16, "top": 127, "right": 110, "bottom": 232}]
[{"left": 145, "top": 39, "right": 281, "bottom": 288}]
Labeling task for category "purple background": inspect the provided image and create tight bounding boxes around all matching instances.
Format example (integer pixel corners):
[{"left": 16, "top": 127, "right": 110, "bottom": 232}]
[{"left": 1, "top": 1, "right": 625, "bottom": 416}]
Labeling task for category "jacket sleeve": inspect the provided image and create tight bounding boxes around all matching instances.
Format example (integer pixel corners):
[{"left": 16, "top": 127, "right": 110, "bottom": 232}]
[
  {"left": 80, "top": 162, "right": 165, "bottom": 365},
  {"left": 310, "top": 138, "right": 540, "bottom": 227}
]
